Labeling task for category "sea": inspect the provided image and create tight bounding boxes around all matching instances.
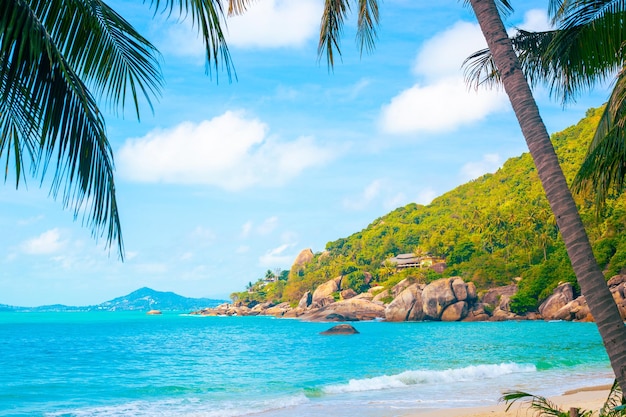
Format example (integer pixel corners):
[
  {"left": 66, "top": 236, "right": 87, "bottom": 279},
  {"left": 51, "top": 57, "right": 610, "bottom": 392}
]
[{"left": 0, "top": 312, "right": 615, "bottom": 417}]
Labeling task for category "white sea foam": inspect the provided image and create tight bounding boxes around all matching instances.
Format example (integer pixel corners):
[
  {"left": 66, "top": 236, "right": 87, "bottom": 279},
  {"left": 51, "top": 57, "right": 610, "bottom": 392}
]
[
  {"left": 323, "top": 363, "right": 537, "bottom": 394},
  {"left": 45, "top": 393, "right": 310, "bottom": 417}
]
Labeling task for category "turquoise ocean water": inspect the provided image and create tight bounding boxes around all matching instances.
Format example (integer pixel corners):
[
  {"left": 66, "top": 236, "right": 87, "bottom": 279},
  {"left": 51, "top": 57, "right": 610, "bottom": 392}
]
[{"left": 0, "top": 312, "right": 614, "bottom": 417}]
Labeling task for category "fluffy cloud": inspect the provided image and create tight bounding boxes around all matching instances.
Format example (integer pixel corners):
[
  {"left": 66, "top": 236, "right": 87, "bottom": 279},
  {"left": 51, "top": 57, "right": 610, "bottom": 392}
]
[
  {"left": 158, "top": 0, "right": 321, "bottom": 57},
  {"left": 259, "top": 243, "right": 296, "bottom": 267},
  {"left": 117, "top": 111, "right": 335, "bottom": 190},
  {"left": 380, "top": 21, "right": 509, "bottom": 135},
  {"left": 460, "top": 153, "right": 502, "bottom": 180},
  {"left": 20, "top": 229, "right": 65, "bottom": 255},
  {"left": 517, "top": 9, "right": 551, "bottom": 32},
  {"left": 226, "top": 0, "right": 322, "bottom": 48}
]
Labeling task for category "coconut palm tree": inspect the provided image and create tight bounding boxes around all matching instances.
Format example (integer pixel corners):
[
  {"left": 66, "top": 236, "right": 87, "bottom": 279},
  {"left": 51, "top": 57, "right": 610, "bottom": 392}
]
[
  {"left": 463, "top": 0, "right": 626, "bottom": 210},
  {"left": 315, "top": 0, "right": 626, "bottom": 393},
  {"left": 1, "top": 0, "right": 236, "bottom": 258}
]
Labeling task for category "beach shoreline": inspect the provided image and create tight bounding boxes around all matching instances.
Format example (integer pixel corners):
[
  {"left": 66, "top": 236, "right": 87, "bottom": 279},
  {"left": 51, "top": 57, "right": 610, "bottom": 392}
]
[{"left": 406, "top": 384, "right": 613, "bottom": 417}]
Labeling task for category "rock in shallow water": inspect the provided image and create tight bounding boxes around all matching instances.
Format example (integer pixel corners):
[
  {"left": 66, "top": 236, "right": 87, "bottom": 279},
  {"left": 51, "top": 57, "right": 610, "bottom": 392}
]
[{"left": 319, "top": 324, "right": 360, "bottom": 335}]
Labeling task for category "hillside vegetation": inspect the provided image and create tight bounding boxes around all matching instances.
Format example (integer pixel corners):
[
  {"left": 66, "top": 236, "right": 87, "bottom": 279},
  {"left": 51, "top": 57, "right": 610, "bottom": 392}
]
[{"left": 233, "top": 107, "right": 626, "bottom": 313}]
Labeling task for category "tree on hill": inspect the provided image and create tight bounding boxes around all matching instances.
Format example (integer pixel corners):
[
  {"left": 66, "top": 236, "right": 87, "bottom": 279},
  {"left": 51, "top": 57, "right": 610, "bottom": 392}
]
[
  {"left": 315, "top": 0, "right": 626, "bottom": 395},
  {"left": 1, "top": 0, "right": 235, "bottom": 258}
]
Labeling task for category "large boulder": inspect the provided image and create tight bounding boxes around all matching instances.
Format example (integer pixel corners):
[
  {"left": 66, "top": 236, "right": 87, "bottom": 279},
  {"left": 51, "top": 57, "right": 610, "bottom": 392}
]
[
  {"left": 441, "top": 301, "right": 468, "bottom": 322},
  {"left": 539, "top": 283, "right": 575, "bottom": 320},
  {"left": 301, "top": 298, "right": 385, "bottom": 322},
  {"left": 462, "top": 303, "right": 491, "bottom": 322},
  {"left": 311, "top": 276, "right": 342, "bottom": 308},
  {"left": 481, "top": 285, "right": 518, "bottom": 311},
  {"left": 422, "top": 278, "right": 457, "bottom": 320},
  {"left": 452, "top": 278, "right": 468, "bottom": 301},
  {"left": 554, "top": 296, "right": 592, "bottom": 322},
  {"left": 292, "top": 248, "right": 314, "bottom": 269},
  {"left": 608, "top": 275, "right": 626, "bottom": 319},
  {"left": 372, "top": 289, "right": 390, "bottom": 304},
  {"left": 391, "top": 279, "right": 414, "bottom": 298},
  {"left": 385, "top": 284, "right": 424, "bottom": 322}
]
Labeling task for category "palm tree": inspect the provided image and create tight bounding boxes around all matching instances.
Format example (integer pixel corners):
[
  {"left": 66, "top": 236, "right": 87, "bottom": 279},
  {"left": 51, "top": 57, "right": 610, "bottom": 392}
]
[
  {"left": 316, "top": 0, "right": 626, "bottom": 393},
  {"left": 464, "top": 0, "right": 626, "bottom": 210},
  {"left": 1, "top": 0, "right": 236, "bottom": 258}
]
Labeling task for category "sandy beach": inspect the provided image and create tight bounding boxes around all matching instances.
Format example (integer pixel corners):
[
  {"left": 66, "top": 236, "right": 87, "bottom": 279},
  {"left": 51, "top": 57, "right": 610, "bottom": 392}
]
[{"left": 408, "top": 385, "right": 613, "bottom": 417}]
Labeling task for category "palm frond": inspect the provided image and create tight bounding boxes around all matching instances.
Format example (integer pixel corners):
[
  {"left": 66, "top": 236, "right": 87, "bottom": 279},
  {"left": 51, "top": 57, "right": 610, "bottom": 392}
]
[
  {"left": 573, "top": 67, "right": 626, "bottom": 209},
  {"left": 501, "top": 391, "right": 572, "bottom": 417},
  {"left": 147, "top": 0, "right": 235, "bottom": 80},
  {"left": 0, "top": 0, "right": 123, "bottom": 257},
  {"left": 356, "top": 0, "right": 379, "bottom": 56},
  {"left": 462, "top": 0, "right": 514, "bottom": 17},
  {"left": 318, "top": 0, "right": 351, "bottom": 68},
  {"left": 599, "top": 379, "right": 625, "bottom": 416},
  {"left": 227, "top": 0, "right": 254, "bottom": 16},
  {"left": 463, "top": 47, "right": 500, "bottom": 90},
  {"left": 30, "top": 0, "right": 163, "bottom": 120}
]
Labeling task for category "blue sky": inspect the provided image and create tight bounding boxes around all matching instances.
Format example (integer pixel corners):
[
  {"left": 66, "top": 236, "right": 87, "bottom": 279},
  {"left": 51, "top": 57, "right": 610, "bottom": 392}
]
[{"left": 0, "top": 0, "right": 612, "bottom": 306}]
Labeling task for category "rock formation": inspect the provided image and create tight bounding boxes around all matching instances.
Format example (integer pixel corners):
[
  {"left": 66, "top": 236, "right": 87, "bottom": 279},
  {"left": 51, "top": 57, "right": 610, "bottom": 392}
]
[
  {"left": 311, "top": 277, "right": 342, "bottom": 308},
  {"left": 301, "top": 298, "right": 385, "bottom": 322},
  {"left": 384, "top": 284, "right": 424, "bottom": 322},
  {"left": 538, "top": 282, "right": 574, "bottom": 320},
  {"left": 320, "top": 324, "right": 360, "bottom": 335}
]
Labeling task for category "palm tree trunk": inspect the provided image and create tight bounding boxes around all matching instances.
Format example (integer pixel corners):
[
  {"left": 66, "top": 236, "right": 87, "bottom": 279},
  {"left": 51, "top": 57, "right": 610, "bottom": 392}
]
[{"left": 469, "top": 0, "right": 626, "bottom": 392}]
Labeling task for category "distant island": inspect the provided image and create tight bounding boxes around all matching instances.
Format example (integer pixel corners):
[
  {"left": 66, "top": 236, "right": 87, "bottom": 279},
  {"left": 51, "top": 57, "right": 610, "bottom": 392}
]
[{"left": 0, "top": 287, "right": 225, "bottom": 312}]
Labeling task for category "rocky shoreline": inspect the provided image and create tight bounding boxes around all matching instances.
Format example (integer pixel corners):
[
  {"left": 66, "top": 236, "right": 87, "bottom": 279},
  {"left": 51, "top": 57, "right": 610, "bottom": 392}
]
[{"left": 191, "top": 274, "right": 626, "bottom": 323}]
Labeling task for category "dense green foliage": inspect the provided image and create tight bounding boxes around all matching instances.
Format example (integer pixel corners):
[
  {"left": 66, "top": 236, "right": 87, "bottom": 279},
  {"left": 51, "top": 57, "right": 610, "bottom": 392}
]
[{"left": 237, "top": 108, "right": 626, "bottom": 313}]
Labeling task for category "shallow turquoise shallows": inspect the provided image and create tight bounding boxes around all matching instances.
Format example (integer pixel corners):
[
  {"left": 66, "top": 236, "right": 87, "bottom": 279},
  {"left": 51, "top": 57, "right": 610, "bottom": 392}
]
[{"left": 0, "top": 312, "right": 613, "bottom": 417}]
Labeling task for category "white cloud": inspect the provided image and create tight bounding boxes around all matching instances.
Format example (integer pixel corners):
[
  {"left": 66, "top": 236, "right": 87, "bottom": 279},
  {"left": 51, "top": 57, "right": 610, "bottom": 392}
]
[
  {"left": 226, "top": 0, "right": 322, "bottom": 48},
  {"left": 380, "top": 21, "right": 509, "bottom": 135},
  {"left": 412, "top": 21, "right": 487, "bottom": 81},
  {"left": 517, "top": 9, "right": 551, "bottom": 32},
  {"left": 416, "top": 188, "right": 437, "bottom": 205},
  {"left": 20, "top": 229, "right": 65, "bottom": 255},
  {"left": 117, "top": 111, "right": 336, "bottom": 190},
  {"left": 158, "top": 20, "right": 204, "bottom": 61},
  {"left": 460, "top": 153, "right": 502, "bottom": 180},
  {"left": 259, "top": 243, "right": 295, "bottom": 267}
]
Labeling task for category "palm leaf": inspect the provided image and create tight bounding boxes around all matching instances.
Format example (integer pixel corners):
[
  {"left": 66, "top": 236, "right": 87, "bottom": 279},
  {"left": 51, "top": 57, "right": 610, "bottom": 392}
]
[
  {"left": 1, "top": 0, "right": 124, "bottom": 256},
  {"left": 147, "top": 0, "right": 235, "bottom": 80},
  {"left": 501, "top": 391, "right": 593, "bottom": 417},
  {"left": 573, "top": 67, "right": 626, "bottom": 209},
  {"left": 599, "top": 379, "right": 625, "bottom": 416}
]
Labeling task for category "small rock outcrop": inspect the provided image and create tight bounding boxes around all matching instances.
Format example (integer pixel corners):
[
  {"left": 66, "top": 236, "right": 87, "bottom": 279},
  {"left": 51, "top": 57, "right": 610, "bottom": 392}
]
[{"left": 320, "top": 324, "right": 360, "bottom": 335}]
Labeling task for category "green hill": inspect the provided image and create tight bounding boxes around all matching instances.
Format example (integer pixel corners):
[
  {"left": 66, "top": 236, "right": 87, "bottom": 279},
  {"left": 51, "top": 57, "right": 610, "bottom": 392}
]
[{"left": 234, "top": 107, "right": 626, "bottom": 313}]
